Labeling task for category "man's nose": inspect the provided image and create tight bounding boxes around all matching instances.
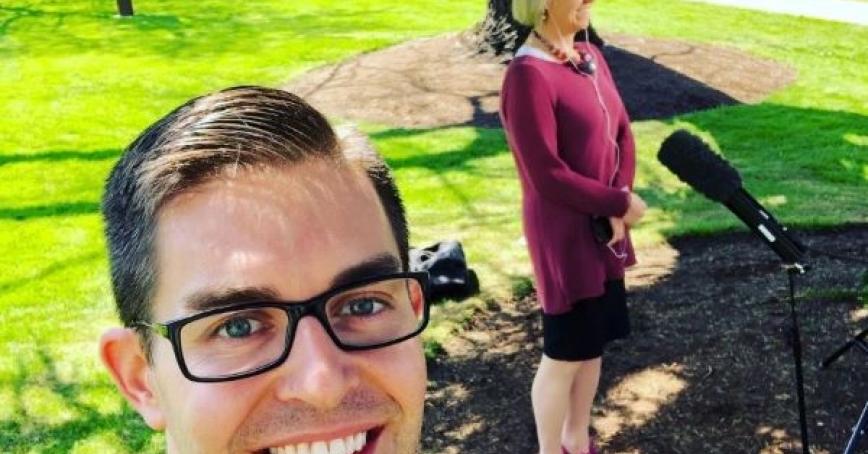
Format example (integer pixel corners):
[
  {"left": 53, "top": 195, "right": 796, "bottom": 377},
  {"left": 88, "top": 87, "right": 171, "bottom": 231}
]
[{"left": 270, "top": 316, "right": 360, "bottom": 409}]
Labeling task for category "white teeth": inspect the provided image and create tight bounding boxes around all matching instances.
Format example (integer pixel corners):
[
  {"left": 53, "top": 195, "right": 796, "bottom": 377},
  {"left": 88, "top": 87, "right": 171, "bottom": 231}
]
[
  {"left": 328, "top": 438, "right": 347, "bottom": 454},
  {"left": 269, "top": 431, "right": 367, "bottom": 454},
  {"left": 311, "top": 441, "right": 328, "bottom": 454},
  {"left": 355, "top": 432, "right": 367, "bottom": 452}
]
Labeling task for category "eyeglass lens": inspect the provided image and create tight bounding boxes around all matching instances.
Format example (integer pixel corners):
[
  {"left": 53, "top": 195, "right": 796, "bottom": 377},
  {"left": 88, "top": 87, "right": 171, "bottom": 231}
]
[{"left": 177, "top": 277, "right": 425, "bottom": 379}]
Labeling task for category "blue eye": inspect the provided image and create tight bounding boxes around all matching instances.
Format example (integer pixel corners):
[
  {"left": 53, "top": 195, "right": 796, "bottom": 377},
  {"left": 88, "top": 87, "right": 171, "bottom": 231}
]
[
  {"left": 339, "top": 298, "right": 386, "bottom": 316},
  {"left": 217, "top": 317, "right": 262, "bottom": 339}
]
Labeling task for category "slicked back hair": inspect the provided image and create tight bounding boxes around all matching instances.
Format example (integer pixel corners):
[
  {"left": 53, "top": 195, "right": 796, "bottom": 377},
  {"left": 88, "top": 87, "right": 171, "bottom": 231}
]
[{"left": 102, "top": 86, "right": 409, "bottom": 336}]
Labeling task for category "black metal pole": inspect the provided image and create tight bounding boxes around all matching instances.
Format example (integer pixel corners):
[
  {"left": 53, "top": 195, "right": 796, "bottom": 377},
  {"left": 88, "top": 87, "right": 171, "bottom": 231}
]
[
  {"left": 844, "top": 401, "right": 868, "bottom": 454},
  {"left": 787, "top": 268, "right": 810, "bottom": 454},
  {"left": 117, "top": 0, "right": 134, "bottom": 17},
  {"left": 820, "top": 327, "right": 868, "bottom": 369}
]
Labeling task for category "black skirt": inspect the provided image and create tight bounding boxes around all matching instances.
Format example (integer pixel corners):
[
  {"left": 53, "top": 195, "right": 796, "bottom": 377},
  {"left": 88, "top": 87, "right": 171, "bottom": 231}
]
[{"left": 542, "top": 279, "right": 630, "bottom": 361}]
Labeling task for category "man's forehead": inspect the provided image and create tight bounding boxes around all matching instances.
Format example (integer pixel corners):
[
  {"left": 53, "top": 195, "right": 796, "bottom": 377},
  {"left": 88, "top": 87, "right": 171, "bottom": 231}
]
[
  {"left": 165, "top": 160, "right": 374, "bottom": 205},
  {"left": 157, "top": 161, "right": 382, "bottom": 235},
  {"left": 150, "top": 161, "right": 398, "bottom": 318}
]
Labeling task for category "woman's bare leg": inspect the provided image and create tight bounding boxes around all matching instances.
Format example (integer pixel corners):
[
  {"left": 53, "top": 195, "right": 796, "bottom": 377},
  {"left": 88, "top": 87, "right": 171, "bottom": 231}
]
[
  {"left": 532, "top": 354, "right": 583, "bottom": 454},
  {"left": 561, "top": 356, "right": 602, "bottom": 453}
]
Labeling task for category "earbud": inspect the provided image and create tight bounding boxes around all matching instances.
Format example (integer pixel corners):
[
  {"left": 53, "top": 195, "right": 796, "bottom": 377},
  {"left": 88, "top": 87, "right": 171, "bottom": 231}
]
[{"left": 577, "top": 55, "right": 596, "bottom": 75}]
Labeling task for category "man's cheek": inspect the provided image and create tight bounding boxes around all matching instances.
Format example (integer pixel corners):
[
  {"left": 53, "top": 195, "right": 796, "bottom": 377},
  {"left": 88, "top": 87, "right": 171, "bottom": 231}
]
[
  {"left": 161, "top": 380, "right": 252, "bottom": 452},
  {"left": 368, "top": 340, "right": 426, "bottom": 399}
]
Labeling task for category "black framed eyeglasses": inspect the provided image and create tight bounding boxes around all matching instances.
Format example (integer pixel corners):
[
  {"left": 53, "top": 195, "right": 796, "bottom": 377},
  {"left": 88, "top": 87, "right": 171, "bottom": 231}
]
[{"left": 132, "top": 272, "right": 429, "bottom": 382}]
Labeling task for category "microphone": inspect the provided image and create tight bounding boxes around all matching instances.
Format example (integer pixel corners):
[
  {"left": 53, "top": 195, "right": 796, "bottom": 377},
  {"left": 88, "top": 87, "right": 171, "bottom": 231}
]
[{"left": 658, "top": 130, "right": 805, "bottom": 266}]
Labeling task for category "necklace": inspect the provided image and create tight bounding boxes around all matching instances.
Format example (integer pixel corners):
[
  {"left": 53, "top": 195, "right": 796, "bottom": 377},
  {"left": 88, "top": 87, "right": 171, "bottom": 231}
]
[{"left": 531, "top": 29, "right": 596, "bottom": 75}]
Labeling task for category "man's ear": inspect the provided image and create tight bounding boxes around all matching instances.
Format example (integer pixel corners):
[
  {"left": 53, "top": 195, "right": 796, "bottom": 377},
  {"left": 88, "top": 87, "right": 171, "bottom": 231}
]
[{"left": 99, "top": 328, "right": 166, "bottom": 430}]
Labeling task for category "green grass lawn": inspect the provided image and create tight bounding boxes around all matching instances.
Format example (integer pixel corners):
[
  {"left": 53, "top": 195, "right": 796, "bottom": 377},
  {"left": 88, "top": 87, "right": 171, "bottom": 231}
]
[{"left": 1, "top": 0, "right": 866, "bottom": 452}]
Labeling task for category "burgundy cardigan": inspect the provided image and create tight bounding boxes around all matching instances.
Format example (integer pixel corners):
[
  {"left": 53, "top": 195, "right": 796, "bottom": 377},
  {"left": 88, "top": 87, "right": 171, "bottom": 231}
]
[{"left": 500, "top": 42, "right": 637, "bottom": 315}]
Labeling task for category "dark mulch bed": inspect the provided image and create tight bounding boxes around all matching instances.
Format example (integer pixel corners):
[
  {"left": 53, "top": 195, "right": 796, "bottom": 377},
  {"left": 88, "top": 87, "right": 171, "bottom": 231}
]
[{"left": 423, "top": 227, "right": 867, "bottom": 454}]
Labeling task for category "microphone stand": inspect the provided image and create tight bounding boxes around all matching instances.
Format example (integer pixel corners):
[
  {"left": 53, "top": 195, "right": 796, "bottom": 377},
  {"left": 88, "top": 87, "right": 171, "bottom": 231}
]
[
  {"left": 783, "top": 263, "right": 810, "bottom": 454},
  {"left": 724, "top": 190, "right": 812, "bottom": 452}
]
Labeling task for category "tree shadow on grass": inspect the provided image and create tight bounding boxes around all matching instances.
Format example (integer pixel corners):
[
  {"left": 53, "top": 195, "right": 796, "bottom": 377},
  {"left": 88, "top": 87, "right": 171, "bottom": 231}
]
[
  {"left": 0, "top": 148, "right": 120, "bottom": 167},
  {"left": 0, "top": 251, "right": 102, "bottom": 294},
  {"left": 0, "top": 147, "right": 119, "bottom": 221},
  {"left": 0, "top": 348, "right": 158, "bottom": 453},
  {"left": 371, "top": 126, "right": 508, "bottom": 172},
  {"left": 0, "top": 201, "right": 100, "bottom": 221}
]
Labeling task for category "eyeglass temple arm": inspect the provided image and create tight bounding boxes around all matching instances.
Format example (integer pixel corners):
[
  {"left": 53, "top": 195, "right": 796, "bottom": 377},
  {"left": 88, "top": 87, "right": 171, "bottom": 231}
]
[{"left": 131, "top": 321, "right": 170, "bottom": 339}]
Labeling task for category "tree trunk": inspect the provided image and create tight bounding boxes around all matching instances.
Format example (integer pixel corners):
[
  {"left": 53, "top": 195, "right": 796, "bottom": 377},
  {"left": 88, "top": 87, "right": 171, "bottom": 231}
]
[
  {"left": 475, "top": 0, "right": 604, "bottom": 56},
  {"left": 116, "top": 0, "right": 134, "bottom": 16}
]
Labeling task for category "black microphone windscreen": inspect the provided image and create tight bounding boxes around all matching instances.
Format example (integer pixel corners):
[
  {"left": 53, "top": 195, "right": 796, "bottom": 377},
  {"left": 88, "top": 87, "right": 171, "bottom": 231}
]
[{"left": 657, "top": 130, "right": 742, "bottom": 203}]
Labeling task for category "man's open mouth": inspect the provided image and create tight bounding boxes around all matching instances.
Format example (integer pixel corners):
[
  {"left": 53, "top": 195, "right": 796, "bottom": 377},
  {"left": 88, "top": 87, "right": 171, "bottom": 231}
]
[{"left": 265, "top": 426, "right": 383, "bottom": 454}]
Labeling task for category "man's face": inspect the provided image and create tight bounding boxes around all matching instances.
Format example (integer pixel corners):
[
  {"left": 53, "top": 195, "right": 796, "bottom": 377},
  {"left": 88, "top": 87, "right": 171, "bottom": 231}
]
[{"left": 107, "top": 161, "right": 425, "bottom": 454}]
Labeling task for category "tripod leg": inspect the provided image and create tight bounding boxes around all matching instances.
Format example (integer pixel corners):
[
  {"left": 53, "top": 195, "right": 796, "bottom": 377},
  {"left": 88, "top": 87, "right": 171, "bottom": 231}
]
[
  {"left": 856, "top": 337, "right": 868, "bottom": 355},
  {"left": 822, "top": 328, "right": 868, "bottom": 369},
  {"left": 844, "top": 401, "right": 868, "bottom": 454}
]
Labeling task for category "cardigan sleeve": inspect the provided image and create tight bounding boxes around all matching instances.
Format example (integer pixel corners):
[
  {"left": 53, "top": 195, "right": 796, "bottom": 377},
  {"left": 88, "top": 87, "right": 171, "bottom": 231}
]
[{"left": 502, "top": 64, "right": 630, "bottom": 217}]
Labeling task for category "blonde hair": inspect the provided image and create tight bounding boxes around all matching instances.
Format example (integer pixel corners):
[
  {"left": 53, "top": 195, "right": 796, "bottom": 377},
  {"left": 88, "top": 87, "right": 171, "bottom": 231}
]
[{"left": 512, "top": 0, "right": 546, "bottom": 26}]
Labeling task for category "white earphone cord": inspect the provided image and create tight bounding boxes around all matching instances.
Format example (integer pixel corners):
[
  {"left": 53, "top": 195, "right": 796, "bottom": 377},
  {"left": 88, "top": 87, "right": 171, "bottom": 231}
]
[
  {"left": 546, "top": 21, "right": 628, "bottom": 260},
  {"left": 579, "top": 29, "right": 627, "bottom": 260}
]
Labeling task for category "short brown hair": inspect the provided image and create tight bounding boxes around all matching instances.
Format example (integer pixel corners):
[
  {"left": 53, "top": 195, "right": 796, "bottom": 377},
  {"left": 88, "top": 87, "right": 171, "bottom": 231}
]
[{"left": 102, "top": 86, "right": 409, "bottom": 331}]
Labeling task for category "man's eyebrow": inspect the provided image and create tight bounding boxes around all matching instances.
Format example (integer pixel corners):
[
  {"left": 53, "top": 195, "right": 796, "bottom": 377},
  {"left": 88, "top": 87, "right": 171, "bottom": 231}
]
[
  {"left": 181, "top": 253, "right": 401, "bottom": 313},
  {"left": 329, "top": 253, "right": 402, "bottom": 289},
  {"left": 184, "top": 287, "right": 280, "bottom": 313}
]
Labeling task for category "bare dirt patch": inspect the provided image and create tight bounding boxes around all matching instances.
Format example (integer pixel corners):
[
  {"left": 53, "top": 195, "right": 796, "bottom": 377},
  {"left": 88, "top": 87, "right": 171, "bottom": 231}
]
[{"left": 284, "top": 31, "right": 795, "bottom": 128}]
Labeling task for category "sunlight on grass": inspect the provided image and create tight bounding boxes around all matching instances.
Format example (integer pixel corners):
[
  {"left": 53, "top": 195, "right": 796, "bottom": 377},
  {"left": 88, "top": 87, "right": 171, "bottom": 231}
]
[
  {"left": 71, "top": 432, "right": 127, "bottom": 454},
  {"left": 844, "top": 133, "right": 868, "bottom": 147},
  {"left": 21, "top": 385, "right": 80, "bottom": 425},
  {"left": 0, "top": 388, "right": 15, "bottom": 422}
]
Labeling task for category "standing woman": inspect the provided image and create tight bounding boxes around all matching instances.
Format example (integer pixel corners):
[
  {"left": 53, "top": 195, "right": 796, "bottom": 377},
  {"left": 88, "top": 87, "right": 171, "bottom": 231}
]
[{"left": 499, "top": 1, "right": 647, "bottom": 453}]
